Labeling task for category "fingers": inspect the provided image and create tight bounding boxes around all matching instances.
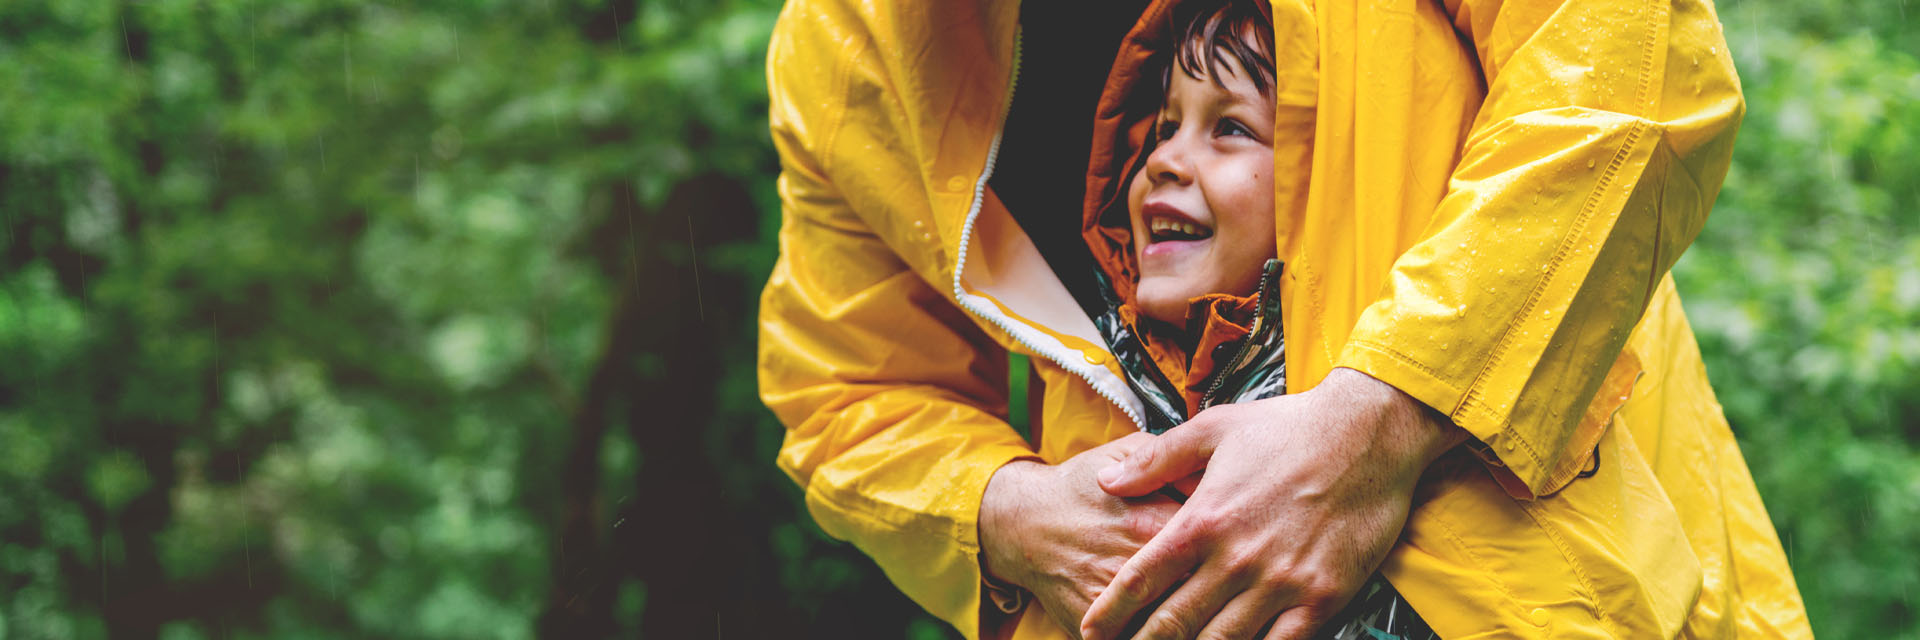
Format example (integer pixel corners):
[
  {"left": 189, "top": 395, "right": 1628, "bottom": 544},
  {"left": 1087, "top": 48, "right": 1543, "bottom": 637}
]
[
  {"left": 1260, "top": 606, "right": 1323, "bottom": 640},
  {"left": 1195, "top": 587, "right": 1288, "bottom": 640},
  {"left": 1098, "top": 419, "right": 1219, "bottom": 497},
  {"left": 1125, "top": 561, "right": 1242, "bottom": 640},
  {"left": 1079, "top": 532, "right": 1201, "bottom": 640}
]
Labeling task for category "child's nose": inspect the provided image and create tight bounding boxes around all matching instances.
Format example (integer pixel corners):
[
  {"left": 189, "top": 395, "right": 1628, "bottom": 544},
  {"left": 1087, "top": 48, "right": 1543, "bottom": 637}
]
[
  {"left": 1145, "top": 138, "right": 1194, "bottom": 186},
  {"left": 1144, "top": 133, "right": 1190, "bottom": 185}
]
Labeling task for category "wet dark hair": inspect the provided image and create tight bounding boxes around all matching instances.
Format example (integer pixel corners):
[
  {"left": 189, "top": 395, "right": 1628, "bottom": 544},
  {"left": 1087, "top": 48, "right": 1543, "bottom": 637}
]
[{"left": 1165, "top": 0, "right": 1277, "bottom": 96}]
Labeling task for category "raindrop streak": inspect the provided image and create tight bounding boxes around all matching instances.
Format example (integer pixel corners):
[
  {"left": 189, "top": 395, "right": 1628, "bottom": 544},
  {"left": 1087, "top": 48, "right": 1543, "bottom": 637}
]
[
  {"left": 610, "top": 2, "right": 625, "bottom": 51},
  {"left": 119, "top": 12, "right": 133, "bottom": 61},
  {"left": 689, "top": 216, "right": 706, "bottom": 319}
]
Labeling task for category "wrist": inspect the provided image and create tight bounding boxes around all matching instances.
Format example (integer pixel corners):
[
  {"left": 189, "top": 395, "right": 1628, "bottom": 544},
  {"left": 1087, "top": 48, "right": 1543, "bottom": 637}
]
[
  {"left": 1324, "top": 367, "right": 1468, "bottom": 468},
  {"left": 978, "top": 458, "right": 1047, "bottom": 590}
]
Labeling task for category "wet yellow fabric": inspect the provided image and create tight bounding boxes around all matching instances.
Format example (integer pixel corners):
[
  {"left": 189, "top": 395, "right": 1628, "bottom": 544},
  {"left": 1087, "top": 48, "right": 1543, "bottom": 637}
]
[{"left": 760, "top": 0, "right": 1810, "bottom": 637}]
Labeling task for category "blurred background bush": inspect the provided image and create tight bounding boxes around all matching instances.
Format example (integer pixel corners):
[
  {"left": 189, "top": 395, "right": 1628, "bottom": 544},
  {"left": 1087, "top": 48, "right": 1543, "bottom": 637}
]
[{"left": 0, "top": 0, "right": 1912, "bottom": 637}]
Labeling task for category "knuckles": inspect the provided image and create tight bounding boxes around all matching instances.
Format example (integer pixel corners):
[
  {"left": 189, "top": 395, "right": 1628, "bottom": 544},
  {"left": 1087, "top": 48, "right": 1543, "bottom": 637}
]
[
  {"left": 1290, "top": 581, "right": 1344, "bottom": 626},
  {"left": 1116, "top": 570, "right": 1161, "bottom": 604},
  {"left": 1179, "top": 507, "right": 1233, "bottom": 539},
  {"left": 1129, "top": 444, "right": 1158, "bottom": 475},
  {"left": 1122, "top": 505, "right": 1173, "bottom": 541},
  {"left": 1218, "top": 544, "right": 1267, "bottom": 576},
  {"left": 1249, "top": 559, "right": 1310, "bottom": 594},
  {"left": 1146, "top": 609, "right": 1196, "bottom": 640}
]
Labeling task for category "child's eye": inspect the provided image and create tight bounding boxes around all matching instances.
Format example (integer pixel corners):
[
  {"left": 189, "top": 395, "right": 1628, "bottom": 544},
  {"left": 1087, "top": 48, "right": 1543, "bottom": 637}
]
[
  {"left": 1155, "top": 120, "right": 1179, "bottom": 142},
  {"left": 1215, "top": 118, "right": 1253, "bottom": 139}
]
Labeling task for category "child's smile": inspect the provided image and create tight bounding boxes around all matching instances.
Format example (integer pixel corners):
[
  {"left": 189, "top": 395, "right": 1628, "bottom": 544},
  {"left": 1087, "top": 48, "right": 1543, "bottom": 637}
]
[{"left": 1140, "top": 199, "right": 1214, "bottom": 258}]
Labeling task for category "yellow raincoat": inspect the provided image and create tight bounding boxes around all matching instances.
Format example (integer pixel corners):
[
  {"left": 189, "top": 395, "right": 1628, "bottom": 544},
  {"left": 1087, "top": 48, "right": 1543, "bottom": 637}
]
[{"left": 759, "top": 0, "right": 1812, "bottom": 637}]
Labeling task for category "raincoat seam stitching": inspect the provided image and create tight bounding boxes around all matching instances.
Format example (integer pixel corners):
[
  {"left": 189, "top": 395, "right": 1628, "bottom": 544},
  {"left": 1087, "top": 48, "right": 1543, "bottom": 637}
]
[
  {"left": 1465, "top": 107, "right": 1649, "bottom": 478},
  {"left": 1458, "top": 127, "right": 1658, "bottom": 491},
  {"left": 1632, "top": 0, "right": 1667, "bottom": 113},
  {"left": 1516, "top": 497, "right": 1619, "bottom": 635},
  {"left": 1454, "top": 0, "right": 1668, "bottom": 493},
  {"left": 1344, "top": 339, "right": 1465, "bottom": 401}
]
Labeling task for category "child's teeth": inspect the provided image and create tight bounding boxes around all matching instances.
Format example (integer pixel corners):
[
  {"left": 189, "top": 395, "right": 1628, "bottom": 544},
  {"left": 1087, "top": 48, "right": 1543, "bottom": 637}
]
[{"left": 1148, "top": 218, "right": 1207, "bottom": 238}]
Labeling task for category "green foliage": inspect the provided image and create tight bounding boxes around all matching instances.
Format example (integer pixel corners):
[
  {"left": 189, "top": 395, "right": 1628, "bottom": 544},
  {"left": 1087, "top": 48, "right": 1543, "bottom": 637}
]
[
  {"left": 1, "top": 0, "right": 934, "bottom": 637},
  {"left": 0, "top": 0, "right": 1912, "bottom": 637}
]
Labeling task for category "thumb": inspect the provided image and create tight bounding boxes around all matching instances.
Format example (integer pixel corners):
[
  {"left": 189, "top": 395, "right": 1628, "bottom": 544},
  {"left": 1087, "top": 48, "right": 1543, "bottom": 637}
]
[{"left": 1098, "top": 421, "right": 1218, "bottom": 497}]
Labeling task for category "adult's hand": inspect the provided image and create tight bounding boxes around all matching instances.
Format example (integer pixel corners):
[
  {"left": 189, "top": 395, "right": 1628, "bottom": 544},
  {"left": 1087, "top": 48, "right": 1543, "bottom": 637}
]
[
  {"left": 1079, "top": 368, "right": 1468, "bottom": 640},
  {"left": 980, "top": 433, "right": 1190, "bottom": 637}
]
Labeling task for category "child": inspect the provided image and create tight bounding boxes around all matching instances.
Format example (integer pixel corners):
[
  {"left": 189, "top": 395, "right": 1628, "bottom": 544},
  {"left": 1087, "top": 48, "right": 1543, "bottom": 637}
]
[{"left": 1080, "top": 1, "right": 1436, "bottom": 637}]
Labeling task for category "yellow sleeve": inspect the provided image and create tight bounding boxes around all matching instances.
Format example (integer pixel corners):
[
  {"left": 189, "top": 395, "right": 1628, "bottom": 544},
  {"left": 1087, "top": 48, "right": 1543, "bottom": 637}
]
[
  {"left": 758, "top": 4, "right": 1035, "bottom": 637},
  {"left": 1335, "top": 0, "right": 1743, "bottom": 497}
]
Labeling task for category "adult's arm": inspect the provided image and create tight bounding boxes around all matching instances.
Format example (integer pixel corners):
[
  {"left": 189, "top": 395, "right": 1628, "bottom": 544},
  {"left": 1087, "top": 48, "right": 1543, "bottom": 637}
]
[
  {"left": 758, "top": 8, "right": 1034, "bottom": 638},
  {"left": 1338, "top": 0, "right": 1744, "bottom": 497}
]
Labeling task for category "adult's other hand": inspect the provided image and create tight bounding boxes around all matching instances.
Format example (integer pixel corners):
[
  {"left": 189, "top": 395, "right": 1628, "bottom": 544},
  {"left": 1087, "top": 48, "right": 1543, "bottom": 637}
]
[
  {"left": 980, "top": 433, "right": 1186, "bottom": 638},
  {"left": 1079, "top": 368, "right": 1467, "bottom": 640}
]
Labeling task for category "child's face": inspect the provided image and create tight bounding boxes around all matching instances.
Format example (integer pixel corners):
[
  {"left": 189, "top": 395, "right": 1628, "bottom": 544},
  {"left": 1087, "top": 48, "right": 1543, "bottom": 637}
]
[{"left": 1127, "top": 54, "right": 1276, "bottom": 327}]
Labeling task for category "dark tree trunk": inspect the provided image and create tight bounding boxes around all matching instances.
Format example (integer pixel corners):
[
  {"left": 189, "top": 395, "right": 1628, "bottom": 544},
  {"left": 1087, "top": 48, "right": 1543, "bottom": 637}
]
[
  {"left": 627, "top": 172, "right": 754, "bottom": 638},
  {"left": 538, "top": 171, "right": 754, "bottom": 638}
]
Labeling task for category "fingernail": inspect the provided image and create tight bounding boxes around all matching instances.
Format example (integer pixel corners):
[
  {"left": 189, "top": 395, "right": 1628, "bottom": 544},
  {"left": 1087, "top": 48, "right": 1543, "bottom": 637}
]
[{"left": 1097, "top": 464, "right": 1121, "bottom": 486}]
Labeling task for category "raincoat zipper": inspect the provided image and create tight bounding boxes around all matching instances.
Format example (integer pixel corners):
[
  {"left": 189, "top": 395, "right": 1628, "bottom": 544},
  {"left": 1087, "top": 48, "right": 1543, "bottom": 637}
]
[
  {"left": 1198, "top": 259, "right": 1283, "bottom": 410},
  {"left": 950, "top": 27, "right": 1148, "bottom": 430}
]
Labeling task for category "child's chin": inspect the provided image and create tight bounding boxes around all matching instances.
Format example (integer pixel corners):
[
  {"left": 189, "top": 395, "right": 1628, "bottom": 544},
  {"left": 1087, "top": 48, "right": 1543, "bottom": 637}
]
[{"left": 1134, "top": 282, "right": 1196, "bottom": 326}]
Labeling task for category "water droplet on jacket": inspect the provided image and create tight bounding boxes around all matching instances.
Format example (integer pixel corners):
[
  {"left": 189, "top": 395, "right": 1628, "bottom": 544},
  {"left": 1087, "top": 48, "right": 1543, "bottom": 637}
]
[{"left": 1587, "top": 159, "right": 1596, "bottom": 169}]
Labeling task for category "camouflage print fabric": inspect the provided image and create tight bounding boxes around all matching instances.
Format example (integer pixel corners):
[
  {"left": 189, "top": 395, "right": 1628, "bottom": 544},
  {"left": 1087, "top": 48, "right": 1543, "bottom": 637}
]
[{"left": 1090, "top": 260, "right": 1438, "bottom": 640}]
